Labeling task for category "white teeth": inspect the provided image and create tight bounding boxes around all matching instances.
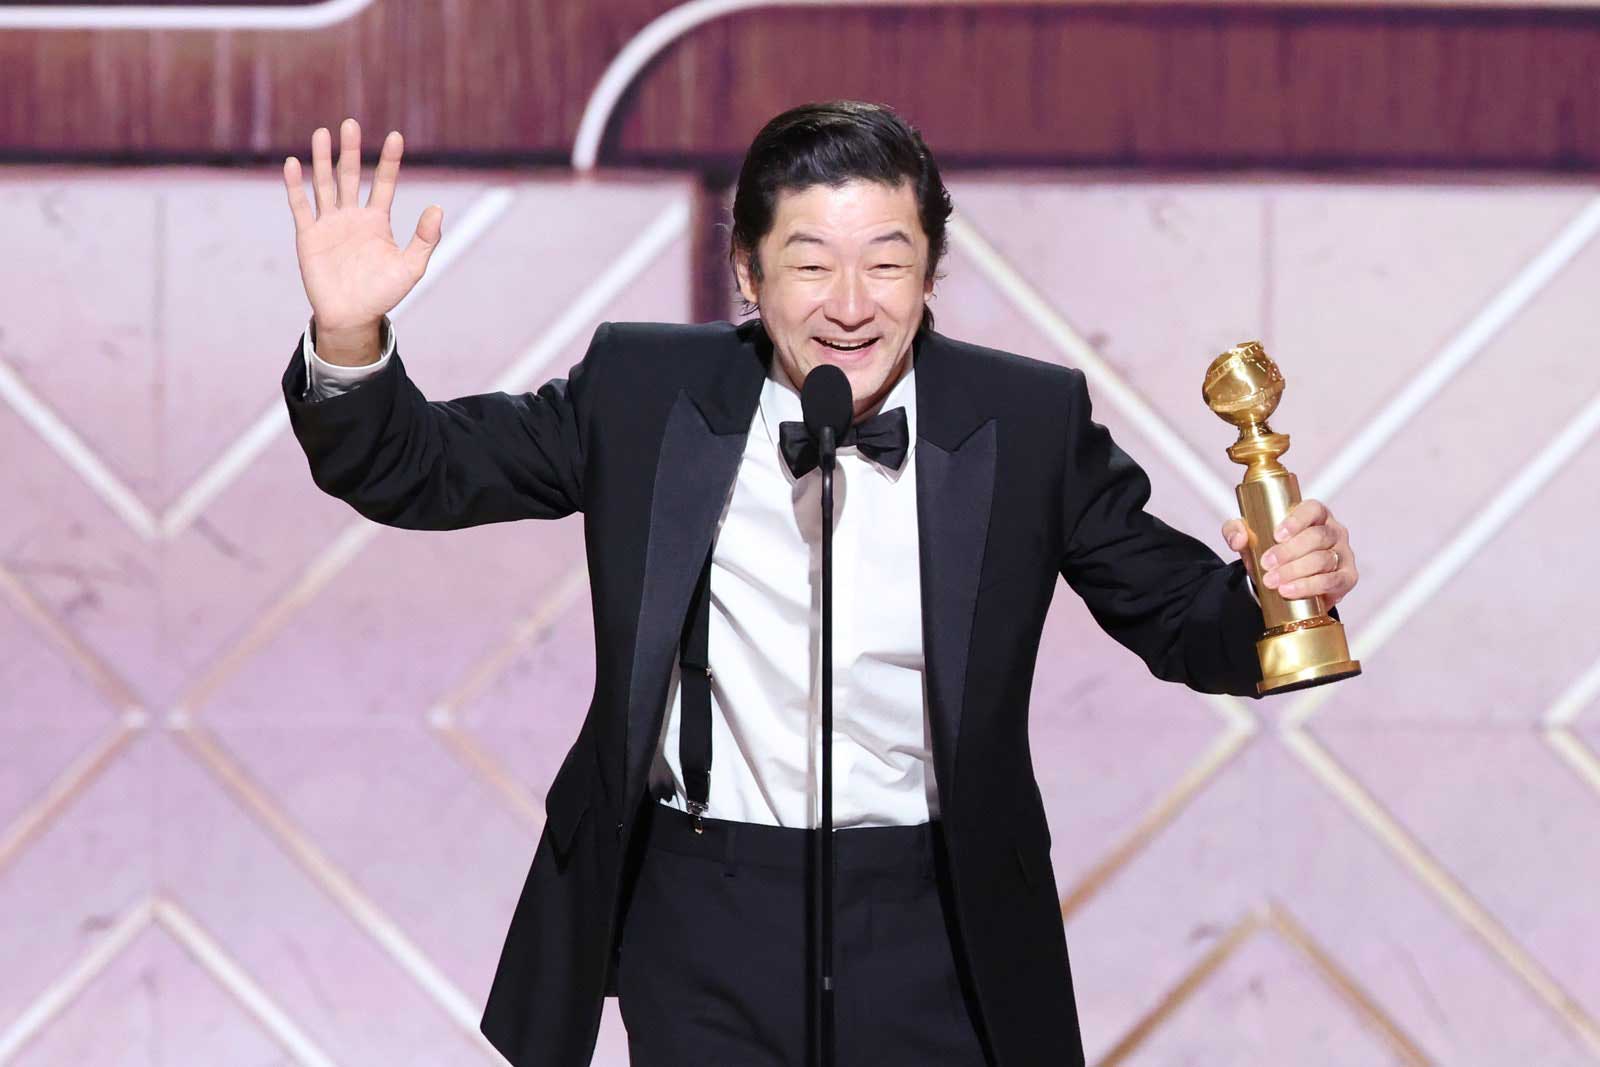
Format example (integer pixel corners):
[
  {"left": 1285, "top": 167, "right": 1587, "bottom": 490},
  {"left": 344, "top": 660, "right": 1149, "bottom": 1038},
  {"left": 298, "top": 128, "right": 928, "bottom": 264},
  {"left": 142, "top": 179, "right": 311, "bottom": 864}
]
[{"left": 819, "top": 339, "right": 873, "bottom": 351}]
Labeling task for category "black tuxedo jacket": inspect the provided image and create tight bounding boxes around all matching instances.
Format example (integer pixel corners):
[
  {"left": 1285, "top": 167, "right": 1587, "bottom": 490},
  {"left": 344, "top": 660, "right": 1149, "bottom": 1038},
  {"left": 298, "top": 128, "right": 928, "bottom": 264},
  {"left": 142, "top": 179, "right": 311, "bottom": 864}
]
[{"left": 282, "top": 317, "right": 1272, "bottom": 1066}]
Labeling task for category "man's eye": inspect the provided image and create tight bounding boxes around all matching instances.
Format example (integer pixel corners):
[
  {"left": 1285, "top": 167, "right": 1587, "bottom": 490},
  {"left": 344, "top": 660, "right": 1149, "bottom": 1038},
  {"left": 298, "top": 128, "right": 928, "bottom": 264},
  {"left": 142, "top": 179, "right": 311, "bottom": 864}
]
[
  {"left": 798, "top": 265, "right": 825, "bottom": 272},
  {"left": 874, "top": 263, "right": 908, "bottom": 270}
]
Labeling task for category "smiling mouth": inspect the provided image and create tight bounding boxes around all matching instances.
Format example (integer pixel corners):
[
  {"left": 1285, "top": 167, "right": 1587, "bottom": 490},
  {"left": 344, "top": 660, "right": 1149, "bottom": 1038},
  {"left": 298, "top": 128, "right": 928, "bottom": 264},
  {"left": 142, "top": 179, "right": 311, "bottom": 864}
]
[{"left": 816, "top": 337, "right": 877, "bottom": 353}]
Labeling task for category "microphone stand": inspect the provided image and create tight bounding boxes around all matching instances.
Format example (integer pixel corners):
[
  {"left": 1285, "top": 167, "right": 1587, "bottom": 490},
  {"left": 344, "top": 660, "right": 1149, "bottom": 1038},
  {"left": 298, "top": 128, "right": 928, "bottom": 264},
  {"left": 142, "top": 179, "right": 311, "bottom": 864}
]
[{"left": 813, "top": 425, "right": 837, "bottom": 1067}]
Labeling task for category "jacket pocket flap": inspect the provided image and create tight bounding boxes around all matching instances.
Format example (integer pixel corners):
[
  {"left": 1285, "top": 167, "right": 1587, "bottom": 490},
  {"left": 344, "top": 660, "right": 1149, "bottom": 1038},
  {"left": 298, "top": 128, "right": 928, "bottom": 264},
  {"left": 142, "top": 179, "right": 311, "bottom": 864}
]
[
  {"left": 542, "top": 750, "right": 593, "bottom": 859},
  {"left": 1011, "top": 815, "right": 1053, "bottom": 890}
]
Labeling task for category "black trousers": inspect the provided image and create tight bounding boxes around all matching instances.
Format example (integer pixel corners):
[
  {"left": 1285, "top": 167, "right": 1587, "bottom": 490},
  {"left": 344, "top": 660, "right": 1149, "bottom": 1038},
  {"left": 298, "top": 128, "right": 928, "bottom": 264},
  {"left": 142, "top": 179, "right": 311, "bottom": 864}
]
[{"left": 613, "top": 800, "right": 996, "bottom": 1066}]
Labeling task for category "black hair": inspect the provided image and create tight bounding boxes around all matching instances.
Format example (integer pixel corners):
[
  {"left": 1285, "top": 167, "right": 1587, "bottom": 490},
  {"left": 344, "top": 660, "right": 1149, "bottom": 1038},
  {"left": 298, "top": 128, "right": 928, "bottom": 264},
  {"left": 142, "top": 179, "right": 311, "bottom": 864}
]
[{"left": 729, "top": 100, "right": 953, "bottom": 335}]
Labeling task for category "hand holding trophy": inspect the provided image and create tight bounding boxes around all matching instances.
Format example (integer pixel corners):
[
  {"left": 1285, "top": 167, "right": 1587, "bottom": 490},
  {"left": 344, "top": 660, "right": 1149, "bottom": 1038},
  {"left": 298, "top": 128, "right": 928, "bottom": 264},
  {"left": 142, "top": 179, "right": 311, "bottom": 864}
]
[{"left": 1205, "top": 341, "right": 1362, "bottom": 695}]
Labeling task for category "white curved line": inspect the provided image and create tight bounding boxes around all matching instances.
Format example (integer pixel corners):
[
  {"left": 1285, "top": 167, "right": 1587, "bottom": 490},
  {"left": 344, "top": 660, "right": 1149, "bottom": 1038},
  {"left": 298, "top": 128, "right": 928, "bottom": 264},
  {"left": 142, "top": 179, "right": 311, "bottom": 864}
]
[
  {"left": 573, "top": 0, "right": 772, "bottom": 171},
  {"left": 0, "top": 0, "right": 375, "bottom": 31},
  {"left": 572, "top": 0, "right": 1600, "bottom": 170},
  {"left": 571, "top": 0, "right": 1030, "bottom": 169}
]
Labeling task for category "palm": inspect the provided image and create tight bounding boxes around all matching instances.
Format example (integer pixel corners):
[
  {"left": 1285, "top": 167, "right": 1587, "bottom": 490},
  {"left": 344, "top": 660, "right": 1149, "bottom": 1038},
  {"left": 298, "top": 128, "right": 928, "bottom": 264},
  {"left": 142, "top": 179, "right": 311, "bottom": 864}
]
[
  {"left": 282, "top": 119, "right": 442, "bottom": 334},
  {"left": 296, "top": 207, "right": 415, "bottom": 331}
]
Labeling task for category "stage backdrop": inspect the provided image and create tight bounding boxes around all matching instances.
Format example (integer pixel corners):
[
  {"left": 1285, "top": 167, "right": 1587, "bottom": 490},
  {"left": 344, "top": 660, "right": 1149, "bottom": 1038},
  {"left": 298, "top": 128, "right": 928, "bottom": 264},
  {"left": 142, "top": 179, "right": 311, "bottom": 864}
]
[{"left": 2, "top": 165, "right": 1599, "bottom": 1065}]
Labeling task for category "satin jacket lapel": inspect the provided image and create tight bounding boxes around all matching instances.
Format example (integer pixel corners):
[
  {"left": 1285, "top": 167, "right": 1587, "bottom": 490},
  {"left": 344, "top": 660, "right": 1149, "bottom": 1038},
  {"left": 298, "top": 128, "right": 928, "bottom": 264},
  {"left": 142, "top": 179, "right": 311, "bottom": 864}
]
[
  {"left": 624, "top": 322, "right": 770, "bottom": 804},
  {"left": 914, "top": 330, "right": 997, "bottom": 817}
]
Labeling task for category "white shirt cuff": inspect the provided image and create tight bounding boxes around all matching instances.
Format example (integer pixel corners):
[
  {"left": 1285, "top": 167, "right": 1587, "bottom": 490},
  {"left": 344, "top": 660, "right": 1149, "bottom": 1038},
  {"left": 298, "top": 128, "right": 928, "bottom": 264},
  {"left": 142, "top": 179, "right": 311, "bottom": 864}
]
[{"left": 302, "top": 314, "right": 396, "bottom": 401}]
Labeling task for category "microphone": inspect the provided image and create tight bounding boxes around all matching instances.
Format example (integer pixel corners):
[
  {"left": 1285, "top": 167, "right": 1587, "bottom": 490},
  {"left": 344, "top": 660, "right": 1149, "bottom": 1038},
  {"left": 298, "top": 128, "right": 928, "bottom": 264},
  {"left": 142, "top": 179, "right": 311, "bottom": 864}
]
[
  {"left": 798, "top": 360, "right": 852, "bottom": 1067},
  {"left": 800, "top": 364, "right": 853, "bottom": 471}
]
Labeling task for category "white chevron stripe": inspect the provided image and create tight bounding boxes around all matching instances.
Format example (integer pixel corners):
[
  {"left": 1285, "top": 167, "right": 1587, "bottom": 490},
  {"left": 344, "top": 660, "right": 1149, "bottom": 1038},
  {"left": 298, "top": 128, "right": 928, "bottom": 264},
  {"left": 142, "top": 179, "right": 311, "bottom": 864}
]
[
  {"left": 0, "top": 187, "right": 515, "bottom": 545},
  {"left": 948, "top": 212, "right": 1238, "bottom": 518},
  {"left": 1309, "top": 194, "right": 1600, "bottom": 502},
  {"left": 173, "top": 725, "right": 484, "bottom": 1034},
  {"left": 1542, "top": 652, "right": 1600, "bottom": 727},
  {"left": 171, "top": 196, "right": 690, "bottom": 719},
  {"left": 0, "top": 893, "right": 348, "bottom": 1067},
  {"left": 949, "top": 211, "right": 1255, "bottom": 732},
  {"left": 0, "top": 897, "right": 153, "bottom": 1063},
  {"left": 0, "top": 359, "right": 159, "bottom": 538},
  {"left": 1284, "top": 382, "right": 1600, "bottom": 729},
  {"left": 161, "top": 186, "right": 519, "bottom": 539},
  {"left": 154, "top": 897, "right": 341, "bottom": 1067}
]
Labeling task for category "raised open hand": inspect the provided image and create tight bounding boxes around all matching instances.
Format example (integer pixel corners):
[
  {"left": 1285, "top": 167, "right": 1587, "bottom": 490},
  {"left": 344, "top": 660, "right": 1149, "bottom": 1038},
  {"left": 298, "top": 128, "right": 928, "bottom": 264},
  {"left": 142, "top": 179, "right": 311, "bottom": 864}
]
[{"left": 282, "top": 118, "right": 442, "bottom": 356}]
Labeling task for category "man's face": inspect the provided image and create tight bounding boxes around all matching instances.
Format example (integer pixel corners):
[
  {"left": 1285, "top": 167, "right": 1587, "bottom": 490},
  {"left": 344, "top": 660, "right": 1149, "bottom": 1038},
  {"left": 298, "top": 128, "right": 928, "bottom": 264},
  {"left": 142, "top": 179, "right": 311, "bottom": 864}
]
[{"left": 735, "top": 179, "right": 933, "bottom": 422}]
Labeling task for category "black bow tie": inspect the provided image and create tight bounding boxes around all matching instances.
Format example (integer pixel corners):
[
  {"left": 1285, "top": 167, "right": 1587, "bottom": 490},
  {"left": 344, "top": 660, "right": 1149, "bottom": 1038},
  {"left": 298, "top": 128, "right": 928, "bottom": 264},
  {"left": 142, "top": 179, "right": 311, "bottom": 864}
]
[{"left": 778, "top": 406, "right": 909, "bottom": 478}]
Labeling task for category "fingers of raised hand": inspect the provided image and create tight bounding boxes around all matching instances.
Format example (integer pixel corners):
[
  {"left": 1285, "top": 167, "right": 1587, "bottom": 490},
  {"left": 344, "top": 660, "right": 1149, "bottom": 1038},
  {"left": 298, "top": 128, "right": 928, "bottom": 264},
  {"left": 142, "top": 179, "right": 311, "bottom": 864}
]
[
  {"left": 337, "top": 118, "right": 363, "bottom": 209},
  {"left": 401, "top": 204, "right": 444, "bottom": 281},
  {"left": 282, "top": 155, "right": 313, "bottom": 231},
  {"left": 367, "top": 130, "right": 402, "bottom": 213},
  {"left": 310, "top": 125, "right": 336, "bottom": 216}
]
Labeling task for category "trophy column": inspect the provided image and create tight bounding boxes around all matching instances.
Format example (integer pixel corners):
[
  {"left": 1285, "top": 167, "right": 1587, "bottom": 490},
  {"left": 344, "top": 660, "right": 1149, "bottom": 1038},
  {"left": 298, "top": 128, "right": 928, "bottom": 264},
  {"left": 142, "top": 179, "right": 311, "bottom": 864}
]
[{"left": 1204, "top": 342, "right": 1361, "bottom": 695}]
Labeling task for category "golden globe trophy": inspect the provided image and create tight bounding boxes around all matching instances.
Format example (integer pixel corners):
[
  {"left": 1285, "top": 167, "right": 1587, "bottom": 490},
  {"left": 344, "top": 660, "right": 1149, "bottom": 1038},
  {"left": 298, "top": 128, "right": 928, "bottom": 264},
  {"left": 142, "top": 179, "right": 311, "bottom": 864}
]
[{"left": 1203, "top": 341, "right": 1361, "bottom": 695}]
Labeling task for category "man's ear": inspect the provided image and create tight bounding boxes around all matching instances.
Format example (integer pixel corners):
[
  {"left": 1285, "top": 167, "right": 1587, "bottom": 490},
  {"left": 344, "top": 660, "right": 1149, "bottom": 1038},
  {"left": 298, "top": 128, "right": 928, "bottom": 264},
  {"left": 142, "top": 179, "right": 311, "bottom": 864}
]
[{"left": 733, "top": 247, "right": 759, "bottom": 306}]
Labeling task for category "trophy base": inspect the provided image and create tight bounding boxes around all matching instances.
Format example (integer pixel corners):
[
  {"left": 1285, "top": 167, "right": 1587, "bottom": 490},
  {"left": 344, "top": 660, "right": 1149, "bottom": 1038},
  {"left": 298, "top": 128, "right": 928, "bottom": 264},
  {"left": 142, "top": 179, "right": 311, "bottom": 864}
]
[
  {"left": 1258, "top": 659, "right": 1362, "bottom": 695},
  {"left": 1256, "top": 618, "right": 1362, "bottom": 696}
]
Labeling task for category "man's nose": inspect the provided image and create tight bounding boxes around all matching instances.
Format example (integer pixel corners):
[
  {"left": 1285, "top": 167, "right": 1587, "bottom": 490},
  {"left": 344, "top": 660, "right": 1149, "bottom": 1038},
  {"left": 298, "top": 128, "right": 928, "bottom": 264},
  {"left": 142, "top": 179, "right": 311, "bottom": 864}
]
[{"left": 824, "top": 270, "right": 872, "bottom": 330}]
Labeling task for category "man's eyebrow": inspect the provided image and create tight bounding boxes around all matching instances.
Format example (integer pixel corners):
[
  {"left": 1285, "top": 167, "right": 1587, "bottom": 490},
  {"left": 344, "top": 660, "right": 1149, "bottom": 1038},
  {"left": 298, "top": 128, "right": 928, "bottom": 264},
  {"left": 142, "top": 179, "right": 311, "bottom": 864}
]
[{"left": 780, "top": 229, "right": 915, "bottom": 250}]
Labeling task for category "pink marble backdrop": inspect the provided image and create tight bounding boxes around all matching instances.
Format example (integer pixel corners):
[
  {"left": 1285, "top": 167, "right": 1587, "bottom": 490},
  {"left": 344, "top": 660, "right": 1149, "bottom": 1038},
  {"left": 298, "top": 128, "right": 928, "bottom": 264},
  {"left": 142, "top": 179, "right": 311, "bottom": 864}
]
[{"left": 2, "top": 166, "right": 1598, "bottom": 1065}]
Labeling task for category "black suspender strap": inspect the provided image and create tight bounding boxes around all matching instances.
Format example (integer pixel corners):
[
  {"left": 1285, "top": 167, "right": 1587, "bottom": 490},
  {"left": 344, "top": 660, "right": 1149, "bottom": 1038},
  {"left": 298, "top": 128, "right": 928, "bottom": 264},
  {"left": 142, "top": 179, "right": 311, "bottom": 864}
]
[{"left": 678, "top": 546, "right": 714, "bottom": 833}]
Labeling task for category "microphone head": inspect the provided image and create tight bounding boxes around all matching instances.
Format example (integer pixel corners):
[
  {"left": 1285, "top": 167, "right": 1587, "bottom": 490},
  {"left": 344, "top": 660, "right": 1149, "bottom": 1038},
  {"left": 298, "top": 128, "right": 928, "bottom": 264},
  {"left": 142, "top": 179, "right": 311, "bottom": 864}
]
[{"left": 800, "top": 363, "right": 853, "bottom": 441}]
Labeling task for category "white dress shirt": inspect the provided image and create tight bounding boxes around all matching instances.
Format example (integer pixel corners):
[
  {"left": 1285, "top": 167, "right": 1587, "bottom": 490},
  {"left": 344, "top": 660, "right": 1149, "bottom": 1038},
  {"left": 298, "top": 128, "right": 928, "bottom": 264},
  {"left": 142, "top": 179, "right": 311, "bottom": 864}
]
[
  {"left": 300, "top": 314, "right": 399, "bottom": 399},
  {"left": 301, "top": 317, "right": 939, "bottom": 829}
]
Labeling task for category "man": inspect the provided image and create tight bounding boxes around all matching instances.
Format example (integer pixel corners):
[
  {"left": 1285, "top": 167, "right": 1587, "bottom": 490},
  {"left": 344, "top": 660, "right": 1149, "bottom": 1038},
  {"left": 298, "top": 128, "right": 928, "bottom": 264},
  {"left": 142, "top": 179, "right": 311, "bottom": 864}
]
[{"left": 279, "top": 102, "right": 1359, "bottom": 1067}]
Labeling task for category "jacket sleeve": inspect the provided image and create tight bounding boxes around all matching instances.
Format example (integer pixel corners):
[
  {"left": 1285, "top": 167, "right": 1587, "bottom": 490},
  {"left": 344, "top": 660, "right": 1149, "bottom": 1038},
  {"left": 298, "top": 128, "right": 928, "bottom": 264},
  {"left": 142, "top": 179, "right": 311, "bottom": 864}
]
[
  {"left": 280, "top": 320, "right": 610, "bottom": 529},
  {"left": 1055, "top": 367, "right": 1268, "bottom": 699},
  {"left": 301, "top": 313, "right": 397, "bottom": 400}
]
